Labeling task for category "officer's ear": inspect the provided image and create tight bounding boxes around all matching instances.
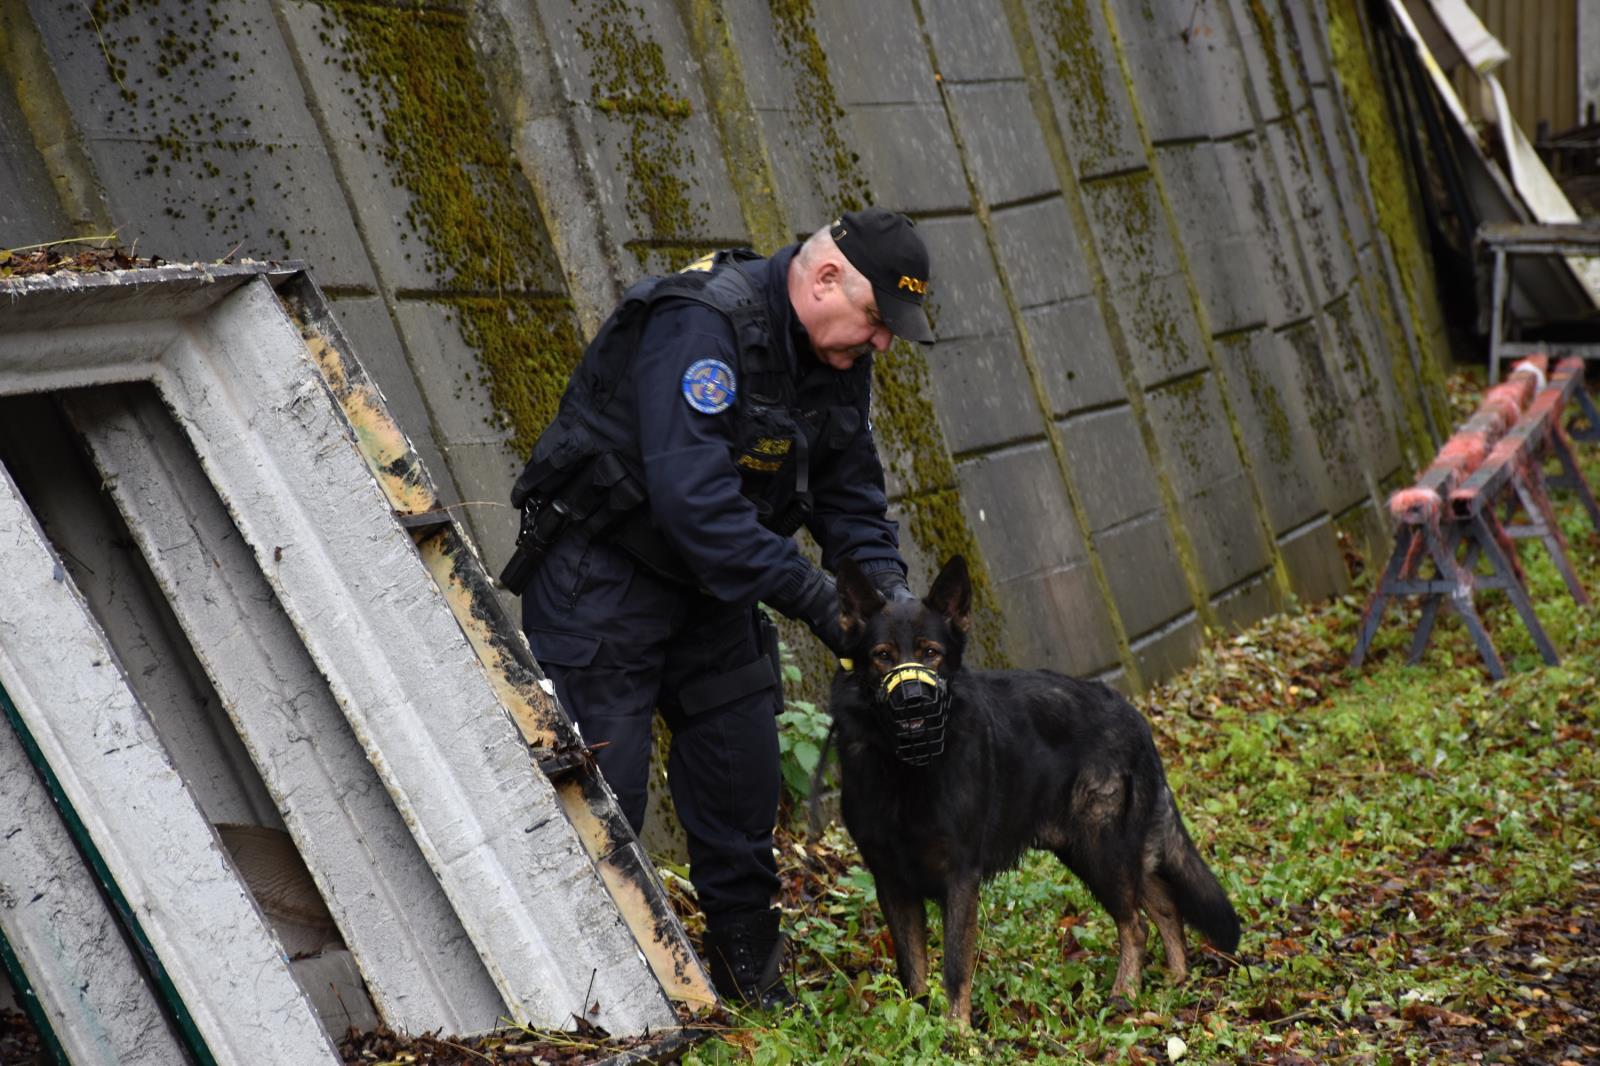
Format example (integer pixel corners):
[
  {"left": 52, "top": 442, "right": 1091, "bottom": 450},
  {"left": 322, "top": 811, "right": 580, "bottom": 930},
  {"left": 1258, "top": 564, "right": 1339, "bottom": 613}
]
[
  {"left": 811, "top": 257, "right": 844, "bottom": 298},
  {"left": 837, "top": 560, "right": 884, "bottom": 640}
]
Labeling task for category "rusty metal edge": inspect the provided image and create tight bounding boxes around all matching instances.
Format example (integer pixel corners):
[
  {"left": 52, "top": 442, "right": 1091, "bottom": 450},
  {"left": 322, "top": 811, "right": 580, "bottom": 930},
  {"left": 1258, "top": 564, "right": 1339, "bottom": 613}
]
[{"left": 267, "top": 268, "right": 717, "bottom": 1013}]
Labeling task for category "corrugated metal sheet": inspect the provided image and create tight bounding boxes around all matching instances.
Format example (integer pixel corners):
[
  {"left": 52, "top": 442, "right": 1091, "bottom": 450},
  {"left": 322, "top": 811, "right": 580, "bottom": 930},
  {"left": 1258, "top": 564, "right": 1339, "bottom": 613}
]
[{"left": 1469, "top": 0, "right": 1579, "bottom": 133}]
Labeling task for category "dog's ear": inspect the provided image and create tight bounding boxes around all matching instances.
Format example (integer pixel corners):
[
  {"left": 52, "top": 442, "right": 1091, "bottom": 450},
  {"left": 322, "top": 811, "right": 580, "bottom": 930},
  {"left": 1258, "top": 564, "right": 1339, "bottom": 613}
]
[
  {"left": 925, "top": 555, "right": 972, "bottom": 633},
  {"left": 836, "top": 559, "right": 884, "bottom": 639}
]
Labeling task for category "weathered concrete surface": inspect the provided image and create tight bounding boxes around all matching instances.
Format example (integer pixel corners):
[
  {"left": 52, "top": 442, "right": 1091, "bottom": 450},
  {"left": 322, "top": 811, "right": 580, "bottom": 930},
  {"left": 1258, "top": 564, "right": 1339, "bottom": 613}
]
[
  {"left": 0, "top": 462, "right": 340, "bottom": 1065},
  {"left": 0, "top": 266, "right": 690, "bottom": 1036},
  {"left": 153, "top": 280, "right": 675, "bottom": 1033},
  {"left": 65, "top": 386, "right": 507, "bottom": 1035},
  {"left": 0, "top": 0, "right": 1451, "bottom": 689},
  {"left": 0, "top": 699, "right": 188, "bottom": 1066},
  {"left": 0, "top": 397, "right": 284, "bottom": 832}
]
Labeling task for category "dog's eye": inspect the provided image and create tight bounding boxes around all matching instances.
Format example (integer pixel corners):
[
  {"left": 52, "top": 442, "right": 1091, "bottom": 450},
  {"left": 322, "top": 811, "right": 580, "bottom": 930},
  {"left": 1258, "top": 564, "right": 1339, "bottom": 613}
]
[
  {"left": 871, "top": 647, "right": 895, "bottom": 664},
  {"left": 921, "top": 646, "right": 941, "bottom": 663}
]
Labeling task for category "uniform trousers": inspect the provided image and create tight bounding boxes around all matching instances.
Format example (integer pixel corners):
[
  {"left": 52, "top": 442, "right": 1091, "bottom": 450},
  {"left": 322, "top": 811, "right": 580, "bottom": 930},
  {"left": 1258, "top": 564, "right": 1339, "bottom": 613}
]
[{"left": 521, "top": 530, "right": 781, "bottom": 919}]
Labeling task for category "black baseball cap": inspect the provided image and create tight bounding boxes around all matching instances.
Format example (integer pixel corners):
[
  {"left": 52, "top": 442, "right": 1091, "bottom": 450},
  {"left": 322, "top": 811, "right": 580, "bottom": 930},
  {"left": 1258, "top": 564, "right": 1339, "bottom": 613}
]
[{"left": 830, "top": 207, "right": 934, "bottom": 344}]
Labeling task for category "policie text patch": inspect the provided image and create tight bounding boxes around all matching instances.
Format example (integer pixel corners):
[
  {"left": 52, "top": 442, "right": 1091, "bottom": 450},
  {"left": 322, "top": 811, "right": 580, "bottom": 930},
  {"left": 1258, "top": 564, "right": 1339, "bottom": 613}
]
[{"left": 682, "top": 358, "right": 736, "bottom": 414}]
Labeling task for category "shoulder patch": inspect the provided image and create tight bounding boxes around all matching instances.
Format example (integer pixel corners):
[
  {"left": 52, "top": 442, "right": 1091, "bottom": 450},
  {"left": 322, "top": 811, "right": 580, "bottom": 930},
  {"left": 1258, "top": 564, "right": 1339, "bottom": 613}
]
[{"left": 682, "top": 358, "right": 737, "bottom": 414}]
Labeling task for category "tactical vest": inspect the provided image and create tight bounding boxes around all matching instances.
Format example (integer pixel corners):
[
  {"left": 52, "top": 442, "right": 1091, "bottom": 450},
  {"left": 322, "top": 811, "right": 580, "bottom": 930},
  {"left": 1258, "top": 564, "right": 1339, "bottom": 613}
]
[{"left": 510, "top": 249, "right": 872, "bottom": 582}]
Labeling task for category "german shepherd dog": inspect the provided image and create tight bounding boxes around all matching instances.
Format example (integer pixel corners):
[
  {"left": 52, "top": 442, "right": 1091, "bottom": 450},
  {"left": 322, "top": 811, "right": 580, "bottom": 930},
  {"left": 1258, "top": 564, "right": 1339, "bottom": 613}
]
[{"left": 831, "top": 556, "right": 1241, "bottom": 1025}]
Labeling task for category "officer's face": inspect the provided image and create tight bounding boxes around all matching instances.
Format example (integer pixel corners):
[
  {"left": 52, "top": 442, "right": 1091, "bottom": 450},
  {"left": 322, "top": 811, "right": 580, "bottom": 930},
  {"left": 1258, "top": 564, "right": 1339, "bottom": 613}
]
[{"left": 805, "top": 268, "right": 894, "bottom": 370}]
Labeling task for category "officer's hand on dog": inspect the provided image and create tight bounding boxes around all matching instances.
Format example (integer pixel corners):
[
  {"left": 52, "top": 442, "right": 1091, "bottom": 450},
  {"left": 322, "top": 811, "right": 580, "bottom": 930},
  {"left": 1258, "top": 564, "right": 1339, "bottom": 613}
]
[
  {"left": 776, "top": 565, "right": 850, "bottom": 657},
  {"left": 868, "top": 568, "right": 918, "bottom": 604}
]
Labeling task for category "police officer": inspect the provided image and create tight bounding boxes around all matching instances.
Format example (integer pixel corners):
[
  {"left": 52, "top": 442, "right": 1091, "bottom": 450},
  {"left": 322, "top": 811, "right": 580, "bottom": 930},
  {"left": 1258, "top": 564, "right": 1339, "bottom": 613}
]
[{"left": 506, "top": 207, "right": 932, "bottom": 1006}]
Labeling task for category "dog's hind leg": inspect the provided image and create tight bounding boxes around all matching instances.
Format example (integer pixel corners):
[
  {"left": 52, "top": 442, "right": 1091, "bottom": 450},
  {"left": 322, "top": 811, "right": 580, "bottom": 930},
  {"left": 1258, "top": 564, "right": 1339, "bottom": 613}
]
[
  {"left": 940, "top": 873, "right": 982, "bottom": 1027},
  {"left": 1141, "top": 875, "right": 1188, "bottom": 983},
  {"left": 878, "top": 888, "right": 930, "bottom": 1000},
  {"left": 1053, "top": 846, "right": 1145, "bottom": 999}
]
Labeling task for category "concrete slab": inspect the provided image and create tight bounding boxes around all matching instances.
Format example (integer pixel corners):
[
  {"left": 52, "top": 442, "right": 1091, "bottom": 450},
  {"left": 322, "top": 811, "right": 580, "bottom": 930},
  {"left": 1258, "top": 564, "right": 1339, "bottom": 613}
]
[
  {"left": 1024, "top": 296, "right": 1124, "bottom": 415},
  {"left": 1057, "top": 404, "right": 1165, "bottom": 530},
  {"left": 1210, "top": 329, "right": 1330, "bottom": 534},
  {"left": 1312, "top": 86, "right": 1373, "bottom": 251},
  {"left": 993, "top": 564, "right": 1122, "bottom": 676},
  {"left": 989, "top": 197, "right": 1094, "bottom": 310},
  {"left": 1021, "top": 0, "right": 1145, "bottom": 179},
  {"left": 0, "top": 704, "right": 188, "bottom": 1066},
  {"left": 1143, "top": 375, "right": 1247, "bottom": 497},
  {"left": 1265, "top": 118, "right": 1345, "bottom": 309},
  {"left": 1276, "top": 516, "right": 1348, "bottom": 605},
  {"left": 954, "top": 443, "right": 1086, "bottom": 582},
  {"left": 0, "top": 463, "right": 340, "bottom": 1064},
  {"left": 151, "top": 280, "right": 675, "bottom": 1032},
  {"left": 920, "top": 0, "right": 1025, "bottom": 82},
  {"left": 1156, "top": 141, "right": 1271, "bottom": 335},
  {"left": 1129, "top": 610, "right": 1204, "bottom": 686},
  {"left": 918, "top": 214, "right": 1014, "bottom": 340},
  {"left": 439, "top": 439, "right": 526, "bottom": 585},
  {"left": 26, "top": 1, "right": 376, "bottom": 289},
  {"left": 944, "top": 82, "right": 1058, "bottom": 206},
  {"left": 1080, "top": 171, "right": 1182, "bottom": 292},
  {"left": 66, "top": 386, "right": 507, "bottom": 1035},
  {"left": 391, "top": 300, "right": 518, "bottom": 447},
  {"left": 808, "top": 0, "right": 940, "bottom": 106},
  {"left": 1106, "top": 0, "right": 1253, "bottom": 142},
  {"left": 0, "top": 397, "right": 283, "bottom": 832},
  {"left": 923, "top": 332, "right": 1044, "bottom": 456},
  {"left": 531, "top": 0, "right": 749, "bottom": 268},
  {"left": 1094, "top": 513, "right": 1195, "bottom": 638},
  {"left": 1211, "top": 570, "right": 1276, "bottom": 633},
  {"left": 1107, "top": 276, "right": 1210, "bottom": 388},
  {"left": 1226, "top": 0, "right": 1307, "bottom": 123},
  {"left": 0, "top": 76, "right": 71, "bottom": 245},
  {"left": 1212, "top": 136, "right": 1312, "bottom": 327},
  {"left": 1324, "top": 292, "right": 1402, "bottom": 479},
  {"left": 1180, "top": 472, "right": 1273, "bottom": 594},
  {"left": 1281, "top": 319, "right": 1368, "bottom": 513},
  {"left": 847, "top": 103, "right": 971, "bottom": 214}
]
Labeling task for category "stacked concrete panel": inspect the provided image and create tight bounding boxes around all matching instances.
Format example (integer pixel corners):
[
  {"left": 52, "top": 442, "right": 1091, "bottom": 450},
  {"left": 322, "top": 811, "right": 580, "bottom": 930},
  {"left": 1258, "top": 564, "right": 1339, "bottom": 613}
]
[
  {"left": 0, "top": 0, "right": 1446, "bottom": 686},
  {"left": 0, "top": 266, "right": 702, "bottom": 1060}
]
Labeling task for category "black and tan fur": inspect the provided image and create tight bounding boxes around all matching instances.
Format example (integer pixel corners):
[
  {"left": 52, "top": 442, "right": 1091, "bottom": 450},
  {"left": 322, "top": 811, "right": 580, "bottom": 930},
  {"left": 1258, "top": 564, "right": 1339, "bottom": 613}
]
[{"left": 831, "top": 555, "right": 1241, "bottom": 1025}]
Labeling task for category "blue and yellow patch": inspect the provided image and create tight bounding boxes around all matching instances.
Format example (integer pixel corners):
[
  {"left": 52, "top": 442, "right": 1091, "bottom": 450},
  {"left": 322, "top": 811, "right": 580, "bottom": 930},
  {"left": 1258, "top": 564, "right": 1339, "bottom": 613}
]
[{"left": 682, "top": 358, "right": 736, "bottom": 414}]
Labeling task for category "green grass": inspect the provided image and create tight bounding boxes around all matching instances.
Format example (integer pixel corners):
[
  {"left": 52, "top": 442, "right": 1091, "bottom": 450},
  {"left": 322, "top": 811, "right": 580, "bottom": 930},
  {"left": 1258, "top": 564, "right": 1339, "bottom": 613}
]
[{"left": 690, "top": 427, "right": 1600, "bottom": 1063}]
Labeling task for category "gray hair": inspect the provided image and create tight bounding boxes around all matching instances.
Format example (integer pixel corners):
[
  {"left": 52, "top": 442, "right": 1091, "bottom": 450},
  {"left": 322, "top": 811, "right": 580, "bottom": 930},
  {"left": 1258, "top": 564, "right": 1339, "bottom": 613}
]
[{"left": 797, "top": 224, "right": 872, "bottom": 301}]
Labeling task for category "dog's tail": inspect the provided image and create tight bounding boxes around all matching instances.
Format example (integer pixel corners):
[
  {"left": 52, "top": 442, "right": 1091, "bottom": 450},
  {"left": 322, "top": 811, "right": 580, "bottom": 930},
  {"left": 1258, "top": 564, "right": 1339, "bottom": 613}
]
[{"left": 1156, "top": 791, "right": 1241, "bottom": 953}]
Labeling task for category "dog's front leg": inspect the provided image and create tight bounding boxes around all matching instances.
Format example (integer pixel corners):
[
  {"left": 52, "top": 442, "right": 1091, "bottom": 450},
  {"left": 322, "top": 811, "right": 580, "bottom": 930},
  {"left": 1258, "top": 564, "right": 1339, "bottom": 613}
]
[
  {"left": 878, "top": 888, "right": 929, "bottom": 999},
  {"left": 940, "top": 873, "right": 981, "bottom": 1026}
]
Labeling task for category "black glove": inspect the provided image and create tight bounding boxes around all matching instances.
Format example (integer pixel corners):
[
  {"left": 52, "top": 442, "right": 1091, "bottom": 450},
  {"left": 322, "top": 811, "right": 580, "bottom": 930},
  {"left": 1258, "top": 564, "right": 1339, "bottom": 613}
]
[
  {"left": 868, "top": 567, "right": 917, "bottom": 604},
  {"left": 772, "top": 566, "right": 848, "bottom": 656}
]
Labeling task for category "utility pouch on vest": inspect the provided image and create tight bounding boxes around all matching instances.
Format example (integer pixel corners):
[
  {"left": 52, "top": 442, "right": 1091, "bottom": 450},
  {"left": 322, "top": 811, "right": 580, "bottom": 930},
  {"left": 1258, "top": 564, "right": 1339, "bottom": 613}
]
[
  {"left": 511, "top": 421, "right": 598, "bottom": 510},
  {"left": 499, "top": 451, "right": 645, "bottom": 594}
]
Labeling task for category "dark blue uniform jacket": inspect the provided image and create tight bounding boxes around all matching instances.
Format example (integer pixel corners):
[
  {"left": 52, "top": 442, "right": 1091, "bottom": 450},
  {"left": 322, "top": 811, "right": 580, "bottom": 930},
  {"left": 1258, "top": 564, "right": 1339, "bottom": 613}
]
[{"left": 630, "top": 245, "right": 904, "bottom": 607}]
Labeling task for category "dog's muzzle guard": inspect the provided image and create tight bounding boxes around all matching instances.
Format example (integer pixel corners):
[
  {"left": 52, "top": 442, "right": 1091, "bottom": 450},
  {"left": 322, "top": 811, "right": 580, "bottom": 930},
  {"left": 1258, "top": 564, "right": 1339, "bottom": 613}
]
[{"left": 877, "top": 663, "right": 949, "bottom": 766}]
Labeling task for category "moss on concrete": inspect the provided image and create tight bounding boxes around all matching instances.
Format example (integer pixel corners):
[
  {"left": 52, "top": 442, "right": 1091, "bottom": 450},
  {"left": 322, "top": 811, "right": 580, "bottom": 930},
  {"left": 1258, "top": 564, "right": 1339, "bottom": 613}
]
[
  {"left": 872, "top": 343, "right": 1008, "bottom": 666},
  {"left": 322, "top": 2, "right": 581, "bottom": 454},
  {"left": 1324, "top": 0, "right": 1452, "bottom": 433},
  {"left": 767, "top": 0, "right": 870, "bottom": 213},
  {"left": 575, "top": 0, "right": 706, "bottom": 265},
  {"left": 1036, "top": 0, "right": 1120, "bottom": 170},
  {"left": 1226, "top": 336, "right": 1295, "bottom": 468},
  {"left": 81, "top": 0, "right": 276, "bottom": 245}
]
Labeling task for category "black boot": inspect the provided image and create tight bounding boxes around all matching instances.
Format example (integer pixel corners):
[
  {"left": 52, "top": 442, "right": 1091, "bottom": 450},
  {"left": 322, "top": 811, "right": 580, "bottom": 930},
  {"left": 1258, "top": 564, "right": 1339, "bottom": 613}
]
[{"left": 702, "top": 908, "right": 794, "bottom": 1009}]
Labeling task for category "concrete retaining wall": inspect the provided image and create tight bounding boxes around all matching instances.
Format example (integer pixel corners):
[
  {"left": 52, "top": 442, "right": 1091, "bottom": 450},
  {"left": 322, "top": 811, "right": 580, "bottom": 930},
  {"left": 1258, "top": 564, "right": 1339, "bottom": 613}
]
[{"left": 0, "top": 0, "right": 1449, "bottom": 690}]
